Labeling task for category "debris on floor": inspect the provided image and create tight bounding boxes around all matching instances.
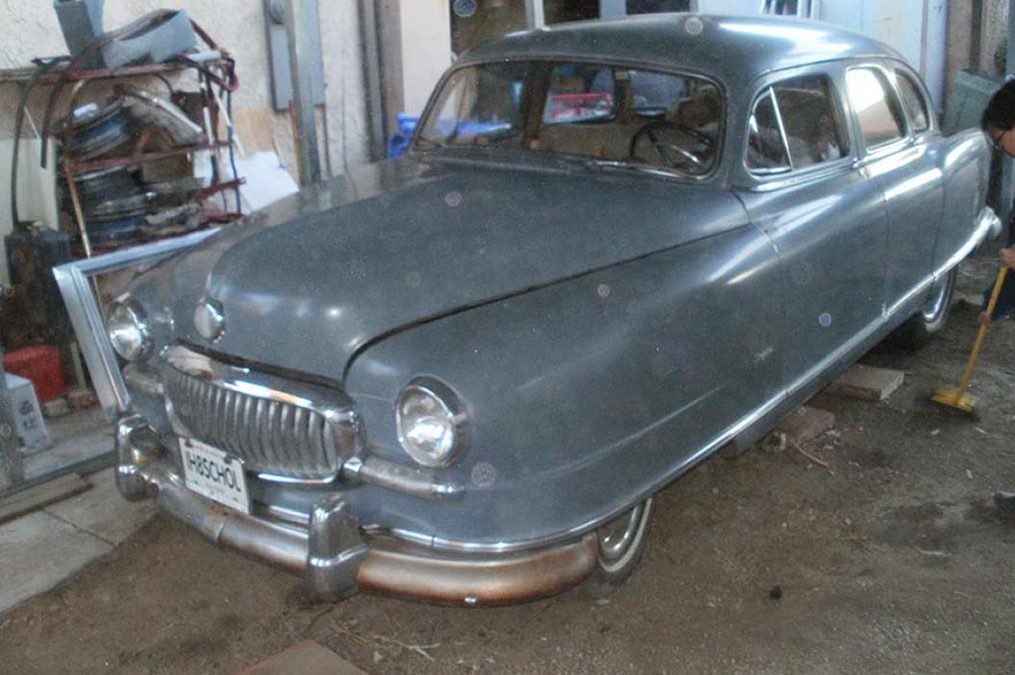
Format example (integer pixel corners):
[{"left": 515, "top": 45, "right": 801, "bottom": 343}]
[
  {"left": 826, "top": 364, "right": 905, "bottom": 401},
  {"left": 238, "top": 640, "right": 368, "bottom": 675},
  {"left": 774, "top": 405, "right": 836, "bottom": 444}
]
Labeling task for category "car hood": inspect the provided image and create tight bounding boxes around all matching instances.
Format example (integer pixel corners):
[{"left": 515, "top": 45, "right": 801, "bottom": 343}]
[{"left": 150, "top": 155, "right": 747, "bottom": 382}]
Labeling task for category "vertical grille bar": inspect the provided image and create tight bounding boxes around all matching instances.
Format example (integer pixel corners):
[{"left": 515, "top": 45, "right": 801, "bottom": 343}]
[{"left": 164, "top": 365, "right": 346, "bottom": 479}]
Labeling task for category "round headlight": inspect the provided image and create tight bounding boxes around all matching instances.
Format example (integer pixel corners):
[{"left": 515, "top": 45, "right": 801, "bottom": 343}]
[
  {"left": 395, "top": 379, "right": 468, "bottom": 468},
  {"left": 107, "top": 298, "right": 152, "bottom": 361}
]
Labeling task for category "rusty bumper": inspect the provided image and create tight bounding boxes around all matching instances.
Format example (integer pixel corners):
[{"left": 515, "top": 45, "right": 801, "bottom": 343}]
[{"left": 116, "top": 416, "right": 597, "bottom": 606}]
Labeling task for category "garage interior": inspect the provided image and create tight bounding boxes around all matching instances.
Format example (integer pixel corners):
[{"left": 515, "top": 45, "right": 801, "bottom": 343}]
[{"left": 2, "top": 1, "right": 1015, "bottom": 673}]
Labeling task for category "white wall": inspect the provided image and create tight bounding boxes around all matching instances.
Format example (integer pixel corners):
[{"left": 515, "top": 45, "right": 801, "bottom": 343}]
[
  {"left": 398, "top": 0, "right": 453, "bottom": 116},
  {"left": 697, "top": 0, "right": 949, "bottom": 109},
  {"left": 821, "top": 0, "right": 948, "bottom": 108}
]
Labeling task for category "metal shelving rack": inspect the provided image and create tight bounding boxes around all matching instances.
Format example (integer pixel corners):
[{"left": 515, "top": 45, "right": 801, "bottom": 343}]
[{"left": 4, "top": 57, "right": 244, "bottom": 258}]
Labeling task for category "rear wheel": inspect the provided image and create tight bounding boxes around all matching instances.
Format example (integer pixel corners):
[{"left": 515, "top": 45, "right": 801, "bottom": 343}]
[
  {"left": 890, "top": 268, "right": 957, "bottom": 350},
  {"left": 592, "top": 497, "right": 654, "bottom": 585}
]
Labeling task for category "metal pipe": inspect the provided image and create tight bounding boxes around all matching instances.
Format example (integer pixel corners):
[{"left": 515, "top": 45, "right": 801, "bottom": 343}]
[
  {"left": 358, "top": 0, "right": 388, "bottom": 162},
  {"left": 970, "top": 0, "right": 983, "bottom": 73},
  {"left": 524, "top": 0, "right": 545, "bottom": 29},
  {"left": 285, "top": 0, "right": 322, "bottom": 185}
]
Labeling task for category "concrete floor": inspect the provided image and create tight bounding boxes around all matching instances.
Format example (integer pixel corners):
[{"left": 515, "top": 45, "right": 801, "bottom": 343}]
[
  {"left": 0, "top": 467, "right": 156, "bottom": 614},
  {"left": 0, "top": 404, "right": 155, "bottom": 615}
]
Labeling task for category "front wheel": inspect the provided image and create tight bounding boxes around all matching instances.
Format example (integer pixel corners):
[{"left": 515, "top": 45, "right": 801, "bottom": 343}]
[
  {"left": 592, "top": 497, "right": 654, "bottom": 585},
  {"left": 890, "top": 267, "right": 957, "bottom": 350}
]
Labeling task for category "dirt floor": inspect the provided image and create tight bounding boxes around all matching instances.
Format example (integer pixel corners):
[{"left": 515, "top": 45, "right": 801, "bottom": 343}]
[{"left": 2, "top": 252, "right": 1015, "bottom": 675}]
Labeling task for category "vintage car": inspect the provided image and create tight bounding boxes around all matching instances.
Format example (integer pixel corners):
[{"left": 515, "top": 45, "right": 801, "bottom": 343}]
[{"left": 95, "top": 14, "right": 998, "bottom": 605}]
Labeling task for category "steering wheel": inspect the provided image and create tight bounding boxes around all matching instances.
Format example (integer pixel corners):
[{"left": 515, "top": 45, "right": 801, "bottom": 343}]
[{"left": 629, "top": 120, "right": 711, "bottom": 170}]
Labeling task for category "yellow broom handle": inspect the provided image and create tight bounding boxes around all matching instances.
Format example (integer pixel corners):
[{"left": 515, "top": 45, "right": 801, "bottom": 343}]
[{"left": 955, "top": 266, "right": 1009, "bottom": 396}]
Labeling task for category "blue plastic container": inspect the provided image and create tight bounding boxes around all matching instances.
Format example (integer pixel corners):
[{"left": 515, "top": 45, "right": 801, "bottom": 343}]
[{"left": 387, "top": 113, "right": 420, "bottom": 159}]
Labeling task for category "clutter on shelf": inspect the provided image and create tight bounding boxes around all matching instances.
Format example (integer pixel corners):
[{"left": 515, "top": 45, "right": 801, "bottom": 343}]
[
  {"left": 1, "top": 3, "right": 249, "bottom": 488},
  {"left": 8, "top": 1, "right": 244, "bottom": 257}
]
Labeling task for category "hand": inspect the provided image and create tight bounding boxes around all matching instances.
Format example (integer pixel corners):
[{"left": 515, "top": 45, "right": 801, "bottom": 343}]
[
  {"left": 1001, "top": 248, "right": 1015, "bottom": 270},
  {"left": 980, "top": 311, "right": 995, "bottom": 329}
]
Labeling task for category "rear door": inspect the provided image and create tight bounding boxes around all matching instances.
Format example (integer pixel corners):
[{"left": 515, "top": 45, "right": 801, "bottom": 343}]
[
  {"left": 844, "top": 62, "right": 944, "bottom": 312},
  {"left": 734, "top": 65, "right": 888, "bottom": 396}
]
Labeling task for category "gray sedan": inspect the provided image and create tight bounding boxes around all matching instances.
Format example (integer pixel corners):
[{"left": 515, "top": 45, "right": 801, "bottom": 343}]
[{"left": 96, "top": 13, "right": 996, "bottom": 605}]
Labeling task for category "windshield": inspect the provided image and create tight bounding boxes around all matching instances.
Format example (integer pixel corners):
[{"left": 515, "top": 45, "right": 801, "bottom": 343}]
[{"left": 418, "top": 60, "right": 722, "bottom": 177}]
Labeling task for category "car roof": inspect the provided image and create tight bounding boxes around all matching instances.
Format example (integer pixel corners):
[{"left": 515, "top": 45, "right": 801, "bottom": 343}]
[{"left": 458, "top": 13, "right": 906, "bottom": 90}]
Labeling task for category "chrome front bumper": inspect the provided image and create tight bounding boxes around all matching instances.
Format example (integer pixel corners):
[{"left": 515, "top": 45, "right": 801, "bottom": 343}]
[{"left": 116, "top": 415, "right": 598, "bottom": 605}]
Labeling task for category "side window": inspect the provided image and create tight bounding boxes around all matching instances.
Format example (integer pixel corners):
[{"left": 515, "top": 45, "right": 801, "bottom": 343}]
[
  {"left": 895, "top": 71, "right": 930, "bottom": 133},
  {"left": 746, "top": 74, "right": 847, "bottom": 174},
  {"left": 846, "top": 68, "right": 906, "bottom": 148},
  {"left": 747, "top": 90, "right": 790, "bottom": 173}
]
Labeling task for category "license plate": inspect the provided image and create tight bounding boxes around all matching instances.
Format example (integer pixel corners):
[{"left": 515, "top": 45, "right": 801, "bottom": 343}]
[{"left": 179, "top": 438, "right": 251, "bottom": 515}]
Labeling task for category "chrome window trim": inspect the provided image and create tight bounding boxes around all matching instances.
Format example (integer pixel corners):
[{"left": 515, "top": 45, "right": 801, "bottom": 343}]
[
  {"left": 415, "top": 55, "right": 728, "bottom": 183},
  {"left": 891, "top": 66, "right": 932, "bottom": 136},
  {"left": 844, "top": 64, "right": 909, "bottom": 155},
  {"left": 743, "top": 69, "right": 852, "bottom": 185},
  {"left": 769, "top": 87, "right": 794, "bottom": 170}
]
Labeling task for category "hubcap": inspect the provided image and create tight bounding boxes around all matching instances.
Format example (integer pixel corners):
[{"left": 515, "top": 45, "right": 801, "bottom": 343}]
[{"left": 598, "top": 501, "right": 648, "bottom": 563}]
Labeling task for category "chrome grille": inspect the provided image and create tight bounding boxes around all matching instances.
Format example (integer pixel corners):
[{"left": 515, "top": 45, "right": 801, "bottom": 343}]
[{"left": 162, "top": 349, "right": 355, "bottom": 480}]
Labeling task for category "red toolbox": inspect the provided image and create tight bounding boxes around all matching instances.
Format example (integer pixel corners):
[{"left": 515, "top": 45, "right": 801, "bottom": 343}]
[{"left": 3, "top": 345, "right": 66, "bottom": 403}]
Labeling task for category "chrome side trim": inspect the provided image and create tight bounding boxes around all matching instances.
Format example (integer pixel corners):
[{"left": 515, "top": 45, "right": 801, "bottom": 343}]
[
  {"left": 122, "top": 365, "right": 164, "bottom": 397},
  {"left": 342, "top": 456, "right": 466, "bottom": 502},
  {"left": 932, "top": 206, "right": 999, "bottom": 282}
]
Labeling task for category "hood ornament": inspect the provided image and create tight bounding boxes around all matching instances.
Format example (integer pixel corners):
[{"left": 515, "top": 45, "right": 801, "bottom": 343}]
[{"left": 194, "top": 298, "right": 225, "bottom": 341}]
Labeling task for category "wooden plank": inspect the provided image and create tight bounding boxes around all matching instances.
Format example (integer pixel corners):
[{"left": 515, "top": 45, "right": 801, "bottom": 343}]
[
  {"left": 0, "top": 474, "right": 90, "bottom": 524},
  {"left": 239, "top": 641, "right": 368, "bottom": 675},
  {"left": 826, "top": 364, "right": 905, "bottom": 402}
]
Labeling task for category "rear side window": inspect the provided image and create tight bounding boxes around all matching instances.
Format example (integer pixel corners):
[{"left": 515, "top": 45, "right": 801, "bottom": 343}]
[
  {"left": 846, "top": 68, "right": 905, "bottom": 148},
  {"left": 747, "top": 74, "right": 847, "bottom": 174},
  {"left": 895, "top": 72, "right": 930, "bottom": 133}
]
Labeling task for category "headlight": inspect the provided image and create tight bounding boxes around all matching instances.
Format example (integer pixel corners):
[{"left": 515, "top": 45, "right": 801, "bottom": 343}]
[
  {"left": 106, "top": 297, "right": 152, "bottom": 361},
  {"left": 395, "top": 378, "right": 468, "bottom": 467}
]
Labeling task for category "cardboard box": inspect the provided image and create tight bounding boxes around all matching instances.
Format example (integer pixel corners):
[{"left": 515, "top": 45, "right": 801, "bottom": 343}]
[{"left": 4, "top": 374, "right": 50, "bottom": 454}]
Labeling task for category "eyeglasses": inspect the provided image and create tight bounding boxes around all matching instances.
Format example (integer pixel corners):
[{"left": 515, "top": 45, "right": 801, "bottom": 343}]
[{"left": 990, "top": 128, "right": 1009, "bottom": 153}]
